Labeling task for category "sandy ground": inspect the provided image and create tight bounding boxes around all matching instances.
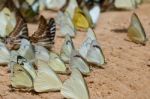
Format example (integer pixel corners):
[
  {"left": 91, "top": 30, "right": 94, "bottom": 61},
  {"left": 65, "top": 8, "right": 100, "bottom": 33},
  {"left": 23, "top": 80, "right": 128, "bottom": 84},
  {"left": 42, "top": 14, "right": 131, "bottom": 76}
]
[{"left": 0, "top": 4, "right": 150, "bottom": 99}]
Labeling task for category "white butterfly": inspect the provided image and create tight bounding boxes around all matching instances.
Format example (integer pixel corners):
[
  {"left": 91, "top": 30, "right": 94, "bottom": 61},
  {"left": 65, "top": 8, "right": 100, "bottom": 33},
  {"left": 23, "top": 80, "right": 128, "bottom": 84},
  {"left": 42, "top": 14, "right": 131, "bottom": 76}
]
[
  {"left": 10, "top": 58, "right": 33, "bottom": 89},
  {"left": 48, "top": 52, "right": 67, "bottom": 74},
  {"left": 89, "top": 5, "right": 100, "bottom": 26},
  {"left": 34, "top": 45, "right": 67, "bottom": 73},
  {"left": 18, "top": 39, "right": 35, "bottom": 62},
  {"left": 65, "top": 0, "right": 78, "bottom": 18},
  {"left": 79, "top": 28, "right": 96, "bottom": 59},
  {"left": 69, "top": 50, "right": 90, "bottom": 75},
  {"left": 34, "top": 45, "right": 50, "bottom": 64},
  {"left": 34, "top": 60, "right": 62, "bottom": 92},
  {"left": 114, "top": 0, "right": 141, "bottom": 10},
  {"left": 0, "top": 42, "right": 10, "bottom": 65},
  {"left": 55, "top": 11, "right": 76, "bottom": 37},
  {"left": 60, "top": 35, "right": 75, "bottom": 63},
  {"left": 16, "top": 56, "right": 37, "bottom": 80},
  {"left": 0, "top": 7, "right": 16, "bottom": 38},
  {"left": 61, "top": 68, "right": 90, "bottom": 99},
  {"left": 86, "top": 40, "right": 105, "bottom": 66},
  {"left": 43, "top": 0, "right": 66, "bottom": 10},
  {"left": 79, "top": 28, "right": 105, "bottom": 66}
]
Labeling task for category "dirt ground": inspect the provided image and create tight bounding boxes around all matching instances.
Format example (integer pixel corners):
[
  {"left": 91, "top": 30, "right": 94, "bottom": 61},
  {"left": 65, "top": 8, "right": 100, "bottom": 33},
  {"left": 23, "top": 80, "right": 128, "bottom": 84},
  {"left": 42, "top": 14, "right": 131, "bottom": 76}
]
[{"left": 0, "top": 3, "right": 150, "bottom": 99}]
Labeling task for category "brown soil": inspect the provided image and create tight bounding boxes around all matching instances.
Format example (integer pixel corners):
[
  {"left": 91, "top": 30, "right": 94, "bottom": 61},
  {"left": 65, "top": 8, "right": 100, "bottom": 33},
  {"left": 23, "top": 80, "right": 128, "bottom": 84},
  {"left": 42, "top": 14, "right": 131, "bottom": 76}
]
[{"left": 0, "top": 4, "right": 150, "bottom": 99}]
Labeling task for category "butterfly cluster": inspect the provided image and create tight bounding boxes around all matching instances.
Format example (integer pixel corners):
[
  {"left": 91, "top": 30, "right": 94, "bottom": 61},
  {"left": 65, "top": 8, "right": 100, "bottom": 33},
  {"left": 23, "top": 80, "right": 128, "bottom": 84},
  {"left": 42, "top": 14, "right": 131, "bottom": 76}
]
[{"left": 0, "top": 0, "right": 148, "bottom": 99}]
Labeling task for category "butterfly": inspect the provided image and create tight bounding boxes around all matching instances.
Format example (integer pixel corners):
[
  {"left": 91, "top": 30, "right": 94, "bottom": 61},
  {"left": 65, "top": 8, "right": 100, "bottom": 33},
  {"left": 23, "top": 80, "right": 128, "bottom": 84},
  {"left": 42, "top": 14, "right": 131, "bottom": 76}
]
[
  {"left": 34, "top": 60, "right": 62, "bottom": 92},
  {"left": 65, "top": 0, "right": 78, "bottom": 18},
  {"left": 1, "top": 12, "right": 29, "bottom": 50},
  {"left": 61, "top": 68, "right": 90, "bottom": 99},
  {"left": 12, "top": 0, "right": 38, "bottom": 22},
  {"left": 114, "top": 0, "right": 141, "bottom": 10},
  {"left": 127, "top": 13, "right": 147, "bottom": 45},
  {"left": 55, "top": 11, "right": 76, "bottom": 37},
  {"left": 59, "top": 23, "right": 76, "bottom": 38},
  {"left": 16, "top": 55, "right": 37, "bottom": 80},
  {"left": 34, "top": 45, "right": 50, "bottom": 64},
  {"left": 10, "top": 55, "right": 62, "bottom": 92},
  {"left": 30, "top": 15, "right": 56, "bottom": 50},
  {"left": 17, "top": 39, "right": 35, "bottom": 62},
  {"left": 79, "top": 28, "right": 96, "bottom": 58},
  {"left": 76, "top": 0, "right": 98, "bottom": 27},
  {"left": 44, "top": 0, "right": 66, "bottom": 11},
  {"left": 60, "top": 34, "right": 75, "bottom": 63},
  {"left": 34, "top": 44, "right": 67, "bottom": 74},
  {"left": 10, "top": 56, "right": 34, "bottom": 89},
  {"left": 79, "top": 28, "right": 105, "bottom": 66},
  {"left": 69, "top": 50, "right": 90, "bottom": 75},
  {"left": 0, "top": 42, "right": 10, "bottom": 65},
  {"left": 89, "top": 5, "right": 101, "bottom": 26},
  {"left": 48, "top": 52, "right": 67, "bottom": 74},
  {"left": 72, "top": 7, "right": 93, "bottom": 31},
  {"left": 86, "top": 40, "right": 105, "bottom": 66},
  {"left": 0, "top": 7, "right": 16, "bottom": 38}
]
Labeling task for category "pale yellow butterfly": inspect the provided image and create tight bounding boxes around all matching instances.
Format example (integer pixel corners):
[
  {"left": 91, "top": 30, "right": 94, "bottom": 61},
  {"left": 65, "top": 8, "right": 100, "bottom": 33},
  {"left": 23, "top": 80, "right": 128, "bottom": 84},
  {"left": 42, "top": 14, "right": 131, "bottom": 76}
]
[
  {"left": 61, "top": 68, "right": 90, "bottom": 99},
  {"left": 127, "top": 13, "right": 147, "bottom": 45},
  {"left": 34, "top": 60, "right": 62, "bottom": 92}
]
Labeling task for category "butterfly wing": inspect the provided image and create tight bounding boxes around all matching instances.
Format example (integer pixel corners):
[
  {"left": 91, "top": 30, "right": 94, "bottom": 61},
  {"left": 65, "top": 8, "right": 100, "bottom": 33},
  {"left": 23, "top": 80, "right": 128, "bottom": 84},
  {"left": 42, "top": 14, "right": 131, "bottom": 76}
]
[
  {"left": 55, "top": 11, "right": 76, "bottom": 37},
  {"left": 34, "top": 45, "right": 50, "bottom": 64},
  {"left": 61, "top": 68, "right": 90, "bottom": 99},
  {"left": 16, "top": 55, "right": 37, "bottom": 80},
  {"left": 65, "top": 0, "right": 78, "bottom": 18},
  {"left": 89, "top": 5, "right": 100, "bottom": 25},
  {"left": 17, "top": 39, "right": 35, "bottom": 62},
  {"left": 4, "top": 13, "right": 29, "bottom": 50},
  {"left": 73, "top": 7, "right": 90, "bottom": 31},
  {"left": 0, "top": 7, "right": 16, "bottom": 38},
  {"left": 60, "top": 35, "right": 75, "bottom": 63},
  {"left": 34, "top": 60, "right": 62, "bottom": 92},
  {"left": 79, "top": 28, "right": 95, "bottom": 58},
  {"left": 31, "top": 15, "right": 47, "bottom": 40},
  {"left": 82, "top": 6, "right": 94, "bottom": 28},
  {"left": 10, "top": 63, "right": 33, "bottom": 88},
  {"left": 69, "top": 50, "right": 90, "bottom": 75},
  {"left": 16, "top": 0, "right": 38, "bottom": 22},
  {"left": 0, "top": 42, "right": 10, "bottom": 65},
  {"left": 114, "top": 0, "right": 137, "bottom": 9},
  {"left": 31, "top": 17, "right": 56, "bottom": 49},
  {"left": 79, "top": 38, "right": 92, "bottom": 59},
  {"left": 10, "top": 13, "right": 29, "bottom": 39},
  {"left": 127, "top": 13, "right": 147, "bottom": 45},
  {"left": 86, "top": 40, "right": 105, "bottom": 66},
  {"left": 48, "top": 52, "right": 67, "bottom": 73},
  {"left": 60, "top": 23, "right": 76, "bottom": 37}
]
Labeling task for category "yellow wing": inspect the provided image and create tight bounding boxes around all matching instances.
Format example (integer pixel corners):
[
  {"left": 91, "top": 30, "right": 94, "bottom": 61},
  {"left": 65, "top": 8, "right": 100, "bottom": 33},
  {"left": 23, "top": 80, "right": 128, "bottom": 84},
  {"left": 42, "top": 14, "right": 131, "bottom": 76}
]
[{"left": 73, "top": 7, "right": 89, "bottom": 31}]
